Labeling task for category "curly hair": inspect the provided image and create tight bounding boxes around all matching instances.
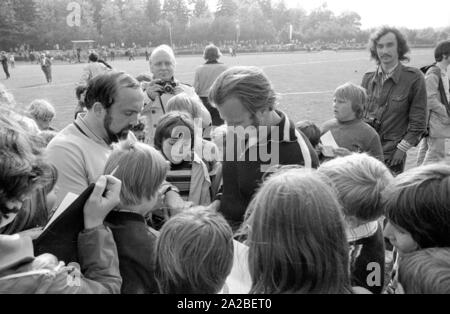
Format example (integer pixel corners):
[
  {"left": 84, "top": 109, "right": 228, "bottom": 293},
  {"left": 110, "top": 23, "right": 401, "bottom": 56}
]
[
  {"left": 368, "top": 26, "right": 410, "bottom": 64},
  {"left": 0, "top": 111, "right": 47, "bottom": 225}
]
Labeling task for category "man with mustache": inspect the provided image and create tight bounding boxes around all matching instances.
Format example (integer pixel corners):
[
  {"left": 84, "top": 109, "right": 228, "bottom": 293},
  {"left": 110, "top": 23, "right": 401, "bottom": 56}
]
[
  {"left": 362, "top": 27, "right": 427, "bottom": 174},
  {"left": 46, "top": 72, "right": 144, "bottom": 206}
]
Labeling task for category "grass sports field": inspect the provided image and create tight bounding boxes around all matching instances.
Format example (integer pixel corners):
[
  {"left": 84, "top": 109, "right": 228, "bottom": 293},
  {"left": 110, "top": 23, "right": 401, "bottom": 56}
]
[{"left": 2, "top": 48, "right": 441, "bottom": 169}]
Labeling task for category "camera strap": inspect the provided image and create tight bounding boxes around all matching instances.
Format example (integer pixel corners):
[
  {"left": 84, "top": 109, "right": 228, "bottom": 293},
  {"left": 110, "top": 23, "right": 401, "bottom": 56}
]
[
  {"left": 158, "top": 94, "right": 166, "bottom": 114},
  {"left": 366, "top": 72, "right": 396, "bottom": 125}
]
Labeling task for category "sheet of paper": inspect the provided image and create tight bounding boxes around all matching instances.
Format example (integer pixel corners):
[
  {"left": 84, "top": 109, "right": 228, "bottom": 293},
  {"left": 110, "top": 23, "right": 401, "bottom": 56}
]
[
  {"left": 321, "top": 131, "right": 339, "bottom": 149},
  {"left": 223, "top": 240, "right": 252, "bottom": 294},
  {"left": 43, "top": 193, "right": 79, "bottom": 231}
]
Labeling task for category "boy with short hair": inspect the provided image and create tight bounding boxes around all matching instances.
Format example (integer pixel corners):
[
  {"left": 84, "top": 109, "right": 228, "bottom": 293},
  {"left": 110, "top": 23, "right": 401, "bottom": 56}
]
[
  {"left": 296, "top": 120, "right": 321, "bottom": 149},
  {"left": 321, "top": 82, "right": 383, "bottom": 161},
  {"left": 318, "top": 153, "right": 394, "bottom": 294},
  {"left": 154, "top": 207, "right": 234, "bottom": 294}
]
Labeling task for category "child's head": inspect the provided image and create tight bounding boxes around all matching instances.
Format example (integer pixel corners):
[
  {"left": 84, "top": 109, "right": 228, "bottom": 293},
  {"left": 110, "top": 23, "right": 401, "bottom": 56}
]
[
  {"left": 0, "top": 83, "right": 15, "bottom": 108},
  {"left": 104, "top": 142, "right": 169, "bottom": 214},
  {"left": 295, "top": 120, "right": 321, "bottom": 148},
  {"left": 383, "top": 164, "right": 450, "bottom": 255},
  {"left": 27, "top": 99, "right": 56, "bottom": 131},
  {"left": 0, "top": 112, "right": 47, "bottom": 228},
  {"left": 167, "top": 93, "right": 207, "bottom": 124},
  {"left": 39, "top": 130, "right": 58, "bottom": 146},
  {"left": 318, "top": 153, "right": 393, "bottom": 227},
  {"left": 154, "top": 111, "right": 195, "bottom": 165},
  {"left": 333, "top": 82, "right": 367, "bottom": 122},
  {"left": 243, "top": 168, "right": 351, "bottom": 294},
  {"left": 75, "top": 85, "right": 87, "bottom": 103},
  {"left": 154, "top": 207, "right": 234, "bottom": 294},
  {"left": 398, "top": 248, "right": 450, "bottom": 294}
]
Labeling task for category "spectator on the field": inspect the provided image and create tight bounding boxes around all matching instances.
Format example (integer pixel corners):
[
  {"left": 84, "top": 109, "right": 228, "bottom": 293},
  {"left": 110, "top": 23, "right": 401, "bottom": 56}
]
[
  {"left": 1, "top": 51, "right": 10, "bottom": 79},
  {"left": 27, "top": 99, "right": 56, "bottom": 131},
  {"left": 194, "top": 44, "right": 228, "bottom": 126},
  {"left": 142, "top": 45, "right": 206, "bottom": 145},
  {"left": 362, "top": 26, "right": 427, "bottom": 174},
  {"left": 417, "top": 40, "right": 450, "bottom": 165},
  {"left": 321, "top": 82, "right": 383, "bottom": 161},
  {"left": 78, "top": 52, "right": 111, "bottom": 86},
  {"left": 39, "top": 53, "right": 52, "bottom": 84}
]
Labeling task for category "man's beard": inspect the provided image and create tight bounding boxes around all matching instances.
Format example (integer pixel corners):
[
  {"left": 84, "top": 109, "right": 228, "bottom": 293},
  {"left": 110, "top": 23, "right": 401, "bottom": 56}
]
[{"left": 104, "top": 110, "right": 130, "bottom": 143}]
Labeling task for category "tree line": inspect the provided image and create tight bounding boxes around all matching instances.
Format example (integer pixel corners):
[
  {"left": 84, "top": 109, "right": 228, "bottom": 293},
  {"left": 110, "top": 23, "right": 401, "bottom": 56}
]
[{"left": 1, "top": 0, "right": 449, "bottom": 51}]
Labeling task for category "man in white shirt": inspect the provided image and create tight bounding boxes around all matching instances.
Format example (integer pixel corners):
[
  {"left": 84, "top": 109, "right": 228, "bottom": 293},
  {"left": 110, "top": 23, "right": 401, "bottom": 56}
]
[{"left": 46, "top": 71, "right": 143, "bottom": 206}]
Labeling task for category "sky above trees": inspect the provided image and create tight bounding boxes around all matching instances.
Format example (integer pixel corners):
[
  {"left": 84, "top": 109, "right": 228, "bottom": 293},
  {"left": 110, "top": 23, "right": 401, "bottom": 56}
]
[
  {"left": 209, "top": 0, "right": 450, "bottom": 29},
  {"left": 1, "top": 0, "right": 449, "bottom": 50}
]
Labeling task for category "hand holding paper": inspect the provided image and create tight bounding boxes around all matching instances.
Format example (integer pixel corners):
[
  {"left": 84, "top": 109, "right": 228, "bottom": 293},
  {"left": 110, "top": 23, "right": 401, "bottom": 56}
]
[
  {"left": 84, "top": 175, "right": 122, "bottom": 229},
  {"left": 320, "top": 131, "right": 339, "bottom": 149},
  {"left": 320, "top": 131, "right": 339, "bottom": 158}
]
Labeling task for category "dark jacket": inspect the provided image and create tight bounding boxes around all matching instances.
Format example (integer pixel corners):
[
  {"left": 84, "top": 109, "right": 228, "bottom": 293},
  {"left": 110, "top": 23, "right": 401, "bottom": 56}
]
[
  {"left": 0, "top": 226, "right": 122, "bottom": 294},
  {"left": 349, "top": 224, "right": 385, "bottom": 294},
  {"left": 361, "top": 63, "right": 427, "bottom": 160},
  {"left": 105, "top": 211, "right": 159, "bottom": 294},
  {"left": 219, "top": 111, "right": 319, "bottom": 228}
]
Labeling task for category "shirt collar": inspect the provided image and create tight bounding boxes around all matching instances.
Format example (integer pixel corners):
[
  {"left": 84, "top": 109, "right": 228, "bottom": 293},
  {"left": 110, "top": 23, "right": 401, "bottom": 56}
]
[
  {"left": 377, "top": 62, "right": 401, "bottom": 84},
  {"left": 437, "top": 62, "right": 448, "bottom": 75},
  {"left": 250, "top": 110, "right": 293, "bottom": 145},
  {"left": 74, "top": 115, "right": 111, "bottom": 148},
  {"left": 346, "top": 221, "right": 379, "bottom": 242}
]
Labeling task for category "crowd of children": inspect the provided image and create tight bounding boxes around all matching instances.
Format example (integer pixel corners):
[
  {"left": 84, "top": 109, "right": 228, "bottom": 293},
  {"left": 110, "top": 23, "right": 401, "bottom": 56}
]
[{"left": 1, "top": 48, "right": 450, "bottom": 295}]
